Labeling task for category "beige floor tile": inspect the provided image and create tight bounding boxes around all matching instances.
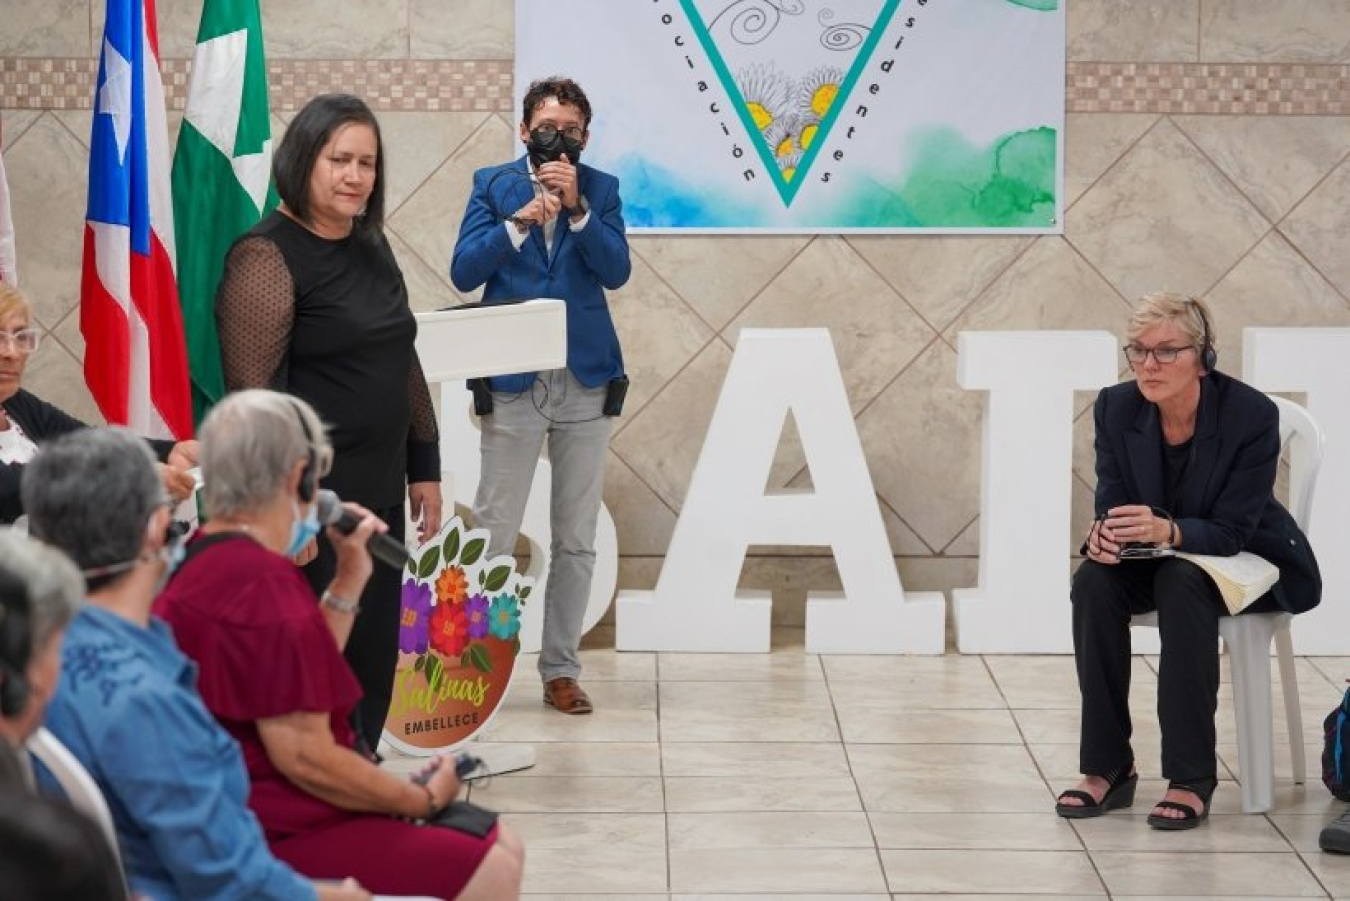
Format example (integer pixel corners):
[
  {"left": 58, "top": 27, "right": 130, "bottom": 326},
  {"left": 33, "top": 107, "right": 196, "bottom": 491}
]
[
  {"left": 880, "top": 849, "right": 1103, "bottom": 894},
  {"left": 661, "top": 741, "right": 851, "bottom": 778},
  {"left": 495, "top": 678, "right": 656, "bottom": 712},
  {"left": 1072, "top": 811, "right": 1295, "bottom": 851},
  {"left": 1299, "top": 849, "right": 1350, "bottom": 898},
  {"left": 664, "top": 775, "right": 862, "bottom": 813},
  {"left": 481, "top": 741, "right": 660, "bottom": 777},
  {"left": 848, "top": 744, "right": 1050, "bottom": 813},
  {"left": 667, "top": 811, "right": 873, "bottom": 850},
  {"left": 659, "top": 682, "right": 839, "bottom": 743},
  {"left": 658, "top": 651, "right": 825, "bottom": 682},
  {"left": 868, "top": 811, "right": 1082, "bottom": 851},
  {"left": 1217, "top": 741, "right": 1323, "bottom": 789},
  {"left": 985, "top": 655, "right": 1157, "bottom": 709},
  {"left": 670, "top": 848, "right": 887, "bottom": 894},
  {"left": 524, "top": 896, "right": 667, "bottom": 900},
  {"left": 510, "top": 813, "right": 668, "bottom": 894},
  {"left": 511, "top": 649, "right": 658, "bottom": 682},
  {"left": 660, "top": 679, "right": 832, "bottom": 706},
  {"left": 876, "top": 897, "right": 1104, "bottom": 901},
  {"left": 828, "top": 675, "right": 1009, "bottom": 710},
  {"left": 1092, "top": 850, "right": 1326, "bottom": 896},
  {"left": 1031, "top": 740, "right": 1166, "bottom": 783},
  {"left": 470, "top": 775, "right": 664, "bottom": 813},
  {"left": 670, "top": 896, "right": 888, "bottom": 901},
  {"left": 835, "top": 707, "right": 1022, "bottom": 744},
  {"left": 479, "top": 705, "right": 660, "bottom": 742},
  {"left": 1270, "top": 812, "right": 1338, "bottom": 854},
  {"left": 1309, "top": 658, "right": 1350, "bottom": 686},
  {"left": 822, "top": 655, "right": 1002, "bottom": 704}
]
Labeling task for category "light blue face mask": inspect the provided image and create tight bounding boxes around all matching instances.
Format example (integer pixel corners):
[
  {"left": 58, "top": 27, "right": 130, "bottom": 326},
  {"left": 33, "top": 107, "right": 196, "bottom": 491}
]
[{"left": 286, "top": 499, "right": 321, "bottom": 557}]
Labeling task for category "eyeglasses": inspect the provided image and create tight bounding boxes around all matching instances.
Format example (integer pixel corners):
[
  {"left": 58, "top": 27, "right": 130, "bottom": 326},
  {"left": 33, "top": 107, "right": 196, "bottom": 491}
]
[
  {"left": 0, "top": 328, "right": 42, "bottom": 354},
  {"left": 1123, "top": 344, "right": 1195, "bottom": 365},
  {"left": 531, "top": 124, "right": 584, "bottom": 142}
]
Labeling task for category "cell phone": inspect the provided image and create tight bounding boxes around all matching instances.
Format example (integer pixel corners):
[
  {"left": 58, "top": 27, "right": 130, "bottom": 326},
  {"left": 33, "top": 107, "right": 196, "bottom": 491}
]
[{"left": 455, "top": 753, "right": 484, "bottom": 779}]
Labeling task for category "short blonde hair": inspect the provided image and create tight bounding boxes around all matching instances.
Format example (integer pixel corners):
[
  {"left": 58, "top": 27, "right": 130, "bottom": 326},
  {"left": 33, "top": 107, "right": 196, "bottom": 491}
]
[
  {"left": 1127, "top": 291, "right": 1215, "bottom": 354},
  {"left": 0, "top": 282, "right": 31, "bottom": 325}
]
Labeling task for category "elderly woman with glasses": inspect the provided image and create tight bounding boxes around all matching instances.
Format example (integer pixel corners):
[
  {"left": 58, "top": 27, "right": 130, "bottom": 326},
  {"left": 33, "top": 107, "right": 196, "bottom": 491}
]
[
  {"left": 154, "top": 390, "right": 523, "bottom": 900},
  {"left": 0, "top": 282, "right": 198, "bottom": 524},
  {"left": 1055, "top": 292, "right": 1320, "bottom": 830}
]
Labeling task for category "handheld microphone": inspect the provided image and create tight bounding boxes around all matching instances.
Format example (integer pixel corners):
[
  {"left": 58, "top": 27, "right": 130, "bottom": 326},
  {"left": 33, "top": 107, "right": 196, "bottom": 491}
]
[{"left": 316, "top": 490, "right": 410, "bottom": 571}]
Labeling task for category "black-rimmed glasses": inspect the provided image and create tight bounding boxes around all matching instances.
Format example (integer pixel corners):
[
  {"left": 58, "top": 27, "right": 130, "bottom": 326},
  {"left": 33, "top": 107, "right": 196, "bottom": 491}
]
[
  {"left": 531, "top": 124, "right": 584, "bottom": 143},
  {"left": 1123, "top": 344, "right": 1196, "bottom": 365}
]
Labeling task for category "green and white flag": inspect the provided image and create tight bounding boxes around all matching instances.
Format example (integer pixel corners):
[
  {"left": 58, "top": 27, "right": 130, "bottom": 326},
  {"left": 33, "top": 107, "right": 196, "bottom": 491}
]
[{"left": 171, "top": 0, "right": 277, "bottom": 424}]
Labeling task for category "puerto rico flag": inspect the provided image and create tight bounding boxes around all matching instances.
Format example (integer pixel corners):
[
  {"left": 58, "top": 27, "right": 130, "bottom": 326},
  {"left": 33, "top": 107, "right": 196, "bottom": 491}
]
[{"left": 81, "top": 0, "right": 192, "bottom": 440}]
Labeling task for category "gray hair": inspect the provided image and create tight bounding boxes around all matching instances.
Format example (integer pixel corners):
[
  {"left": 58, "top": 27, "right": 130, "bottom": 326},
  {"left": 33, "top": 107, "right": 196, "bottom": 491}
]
[
  {"left": 21, "top": 428, "right": 162, "bottom": 590},
  {"left": 199, "top": 390, "right": 332, "bottom": 517},
  {"left": 0, "top": 532, "right": 81, "bottom": 650},
  {"left": 1127, "top": 292, "right": 1216, "bottom": 352}
]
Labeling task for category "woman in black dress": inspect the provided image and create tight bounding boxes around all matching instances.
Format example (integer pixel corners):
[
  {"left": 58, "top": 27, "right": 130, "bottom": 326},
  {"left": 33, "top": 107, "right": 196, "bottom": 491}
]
[{"left": 215, "top": 94, "right": 441, "bottom": 751}]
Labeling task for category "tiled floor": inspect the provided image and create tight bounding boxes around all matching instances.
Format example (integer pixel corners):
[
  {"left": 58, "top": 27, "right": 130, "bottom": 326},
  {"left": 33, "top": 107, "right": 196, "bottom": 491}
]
[{"left": 405, "top": 634, "right": 1350, "bottom": 898}]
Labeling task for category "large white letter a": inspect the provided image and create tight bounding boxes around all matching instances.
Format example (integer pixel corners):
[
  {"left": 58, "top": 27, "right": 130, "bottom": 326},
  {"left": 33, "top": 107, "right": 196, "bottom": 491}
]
[{"left": 617, "top": 329, "right": 945, "bottom": 653}]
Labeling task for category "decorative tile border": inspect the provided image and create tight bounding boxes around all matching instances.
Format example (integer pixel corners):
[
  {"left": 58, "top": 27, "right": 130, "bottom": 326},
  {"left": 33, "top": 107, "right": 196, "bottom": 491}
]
[
  {"left": 1067, "top": 62, "right": 1349, "bottom": 115},
  {"left": 0, "top": 58, "right": 515, "bottom": 112},
  {"left": 2, "top": 58, "right": 1347, "bottom": 116}
]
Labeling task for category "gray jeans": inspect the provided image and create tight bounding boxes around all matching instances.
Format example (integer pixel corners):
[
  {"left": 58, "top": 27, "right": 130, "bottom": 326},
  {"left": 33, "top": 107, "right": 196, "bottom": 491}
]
[{"left": 473, "top": 368, "right": 612, "bottom": 681}]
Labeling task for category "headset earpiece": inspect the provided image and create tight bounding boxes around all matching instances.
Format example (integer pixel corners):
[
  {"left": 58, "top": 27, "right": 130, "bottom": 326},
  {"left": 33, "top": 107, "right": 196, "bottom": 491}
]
[
  {"left": 288, "top": 399, "right": 319, "bottom": 503},
  {"left": 1190, "top": 296, "right": 1218, "bottom": 372},
  {"left": 0, "top": 571, "right": 33, "bottom": 718}
]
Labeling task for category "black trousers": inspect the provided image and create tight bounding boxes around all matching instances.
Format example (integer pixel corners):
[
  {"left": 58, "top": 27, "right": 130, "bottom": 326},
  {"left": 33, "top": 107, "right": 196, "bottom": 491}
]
[
  {"left": 1071, "top": 557, "right": 1279, "bottom": 783},
  {"left": 304, "top": 500, "right": 405, "bottom": 753}
]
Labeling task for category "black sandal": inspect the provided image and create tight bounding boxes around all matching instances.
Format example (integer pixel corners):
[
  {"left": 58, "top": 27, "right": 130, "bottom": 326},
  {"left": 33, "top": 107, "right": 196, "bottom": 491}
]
[
  {"left": 1055, "top": 763, "right": 1138, "bottom": 819},
  {"left": 1146, "top": 776, "right": 1217, "bottom": 830}
]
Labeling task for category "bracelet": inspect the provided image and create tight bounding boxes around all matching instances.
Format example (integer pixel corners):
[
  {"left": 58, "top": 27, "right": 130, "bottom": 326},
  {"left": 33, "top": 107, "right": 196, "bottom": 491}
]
[
  {"left": 420, "top": 782, "right": 440, "bottom": 819},
  {"left": 320, "top": 588, "right": 361, "bottom": 615}
]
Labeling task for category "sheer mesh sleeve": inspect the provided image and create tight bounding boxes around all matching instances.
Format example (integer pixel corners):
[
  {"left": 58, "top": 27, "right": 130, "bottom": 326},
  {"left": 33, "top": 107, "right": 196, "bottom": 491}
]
[
  {"left": 216, "top": 236, "right": 295, "bottom": 391},
  {"left": 407, "top": 351, "right": 438, "bottom": 445},
  {"left": 405, "top": 350, "right": 440, "bottom": 483}
]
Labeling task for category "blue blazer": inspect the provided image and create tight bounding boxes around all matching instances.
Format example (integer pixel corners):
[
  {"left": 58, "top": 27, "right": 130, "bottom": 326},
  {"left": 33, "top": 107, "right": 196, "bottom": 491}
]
[
  {"left": 449, "top": 155, "right": 631, "bottom": 392},
  {"left": 1091, "top": 369, "right": 1320, "bottom": 614}
]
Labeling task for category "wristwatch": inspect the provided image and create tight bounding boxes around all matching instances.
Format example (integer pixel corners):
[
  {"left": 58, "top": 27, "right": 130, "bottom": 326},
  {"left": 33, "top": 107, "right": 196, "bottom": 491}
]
[{"left": 569, "top": 194, "right": 590, "bottom": 219}]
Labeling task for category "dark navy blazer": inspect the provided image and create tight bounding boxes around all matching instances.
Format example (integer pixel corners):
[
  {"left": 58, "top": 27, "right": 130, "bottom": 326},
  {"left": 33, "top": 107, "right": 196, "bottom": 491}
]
[
  {"left": 1091, "top": 369, "right": 1320, "bottom": 614},
  {"left": 449, "top": 155, "right": 631, "bottom": 393}
]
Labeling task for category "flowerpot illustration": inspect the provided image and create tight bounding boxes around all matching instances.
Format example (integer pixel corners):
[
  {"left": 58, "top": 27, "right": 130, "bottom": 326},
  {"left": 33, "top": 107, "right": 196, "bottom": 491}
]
[{"left": 381, "top": 518, "right": 532, "bottom": 755}]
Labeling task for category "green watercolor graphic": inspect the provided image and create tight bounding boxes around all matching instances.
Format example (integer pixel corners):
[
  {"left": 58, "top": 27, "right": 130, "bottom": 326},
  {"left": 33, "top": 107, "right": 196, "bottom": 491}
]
[
  {"left": 1007, "top": 0, "right": 1058, "bottom": 10},
  {"left": 831, "top": 126, "right": 1056, "bottom": 228}
]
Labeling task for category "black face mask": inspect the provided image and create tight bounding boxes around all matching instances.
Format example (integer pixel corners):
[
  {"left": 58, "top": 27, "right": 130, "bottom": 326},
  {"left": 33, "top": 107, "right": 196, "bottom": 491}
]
[{"left": 527, "top": 126, "right": 584, "bottom": 168}]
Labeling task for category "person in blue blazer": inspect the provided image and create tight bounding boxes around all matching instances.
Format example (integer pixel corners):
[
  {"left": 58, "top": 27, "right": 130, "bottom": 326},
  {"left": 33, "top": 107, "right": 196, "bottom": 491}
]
[
  {"left": 450, "top": 77, "right": 631, "bottom": 715},
  {"left": 1055, "top": 293, "right": 1320, "bottom": 831}
]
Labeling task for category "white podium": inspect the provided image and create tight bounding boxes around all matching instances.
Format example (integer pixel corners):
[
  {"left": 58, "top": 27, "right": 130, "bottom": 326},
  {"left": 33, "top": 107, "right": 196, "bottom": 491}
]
[
  {"left": 402, "top": 297, "right": 567, "bottom": 777},
  {"left": 415, "top": 299, "right": 567, "bottom": 384}
]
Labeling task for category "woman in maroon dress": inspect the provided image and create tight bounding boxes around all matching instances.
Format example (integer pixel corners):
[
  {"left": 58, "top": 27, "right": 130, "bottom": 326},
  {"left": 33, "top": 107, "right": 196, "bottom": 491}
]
[{"left": 155, "top": 390, "right": 524, "bottom": 900}]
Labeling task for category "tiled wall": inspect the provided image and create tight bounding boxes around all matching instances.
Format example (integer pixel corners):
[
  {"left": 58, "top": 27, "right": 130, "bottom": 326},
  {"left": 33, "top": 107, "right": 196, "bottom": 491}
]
[{"left": 4, "top": 1, "right": 1349, "bottom": 633}]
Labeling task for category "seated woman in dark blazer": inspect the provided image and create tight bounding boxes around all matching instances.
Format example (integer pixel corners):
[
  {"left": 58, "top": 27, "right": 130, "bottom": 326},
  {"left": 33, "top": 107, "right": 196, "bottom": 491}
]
[
  {"left": 0, "top": 282, "right": 197, "bottom": 523},
  {"left": 1055, "top": 292, "right": 1320, "bottom": 830}
]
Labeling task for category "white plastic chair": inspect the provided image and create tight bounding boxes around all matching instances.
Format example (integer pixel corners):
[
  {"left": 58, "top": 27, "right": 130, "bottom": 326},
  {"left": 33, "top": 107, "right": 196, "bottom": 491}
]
[
  {"left": 1132, "top": 394, "right": 1324, "bottom": 813},
  {"left": 27, "top": 727, "right": 438, "bottom": 900},
  {"left": 27, "top": 726, "right": 128, "bottom": 888}
]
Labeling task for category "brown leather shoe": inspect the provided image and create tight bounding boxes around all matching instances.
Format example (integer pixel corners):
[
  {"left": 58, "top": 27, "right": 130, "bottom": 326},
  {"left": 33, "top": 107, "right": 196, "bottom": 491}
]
[{"left": 543, "top": 677, "right": 593, "bottom": 715}]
